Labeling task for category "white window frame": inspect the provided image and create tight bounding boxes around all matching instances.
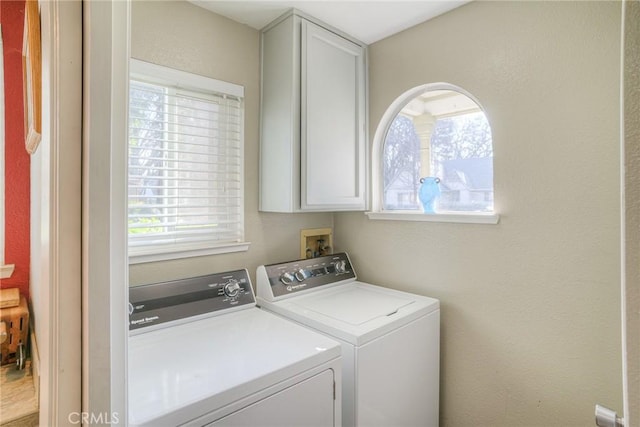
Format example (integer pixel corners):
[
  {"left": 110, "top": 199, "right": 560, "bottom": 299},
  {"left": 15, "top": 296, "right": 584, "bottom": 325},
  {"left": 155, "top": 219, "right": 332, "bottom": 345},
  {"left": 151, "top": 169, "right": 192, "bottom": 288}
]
[
  {"left": 366, "top": 82, "right": 500, "bottom": 224},
  {"left": 128, "top": 59, "right": 249, "bottom": 264}
]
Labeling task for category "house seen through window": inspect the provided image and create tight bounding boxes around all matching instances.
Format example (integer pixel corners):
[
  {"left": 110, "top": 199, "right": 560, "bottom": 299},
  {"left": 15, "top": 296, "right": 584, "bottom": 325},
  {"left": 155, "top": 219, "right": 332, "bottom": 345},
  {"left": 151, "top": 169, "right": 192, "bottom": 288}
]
[{"left": 383, "top": 87, "right": 494, "bottom": 213}]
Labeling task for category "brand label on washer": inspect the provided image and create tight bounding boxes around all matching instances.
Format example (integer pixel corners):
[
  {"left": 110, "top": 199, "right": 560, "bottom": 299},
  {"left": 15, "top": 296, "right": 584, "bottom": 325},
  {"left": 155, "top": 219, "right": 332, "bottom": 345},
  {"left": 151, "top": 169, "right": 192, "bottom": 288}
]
[{"left": 264, "top": 253, "right": 356, "bottom": 298}]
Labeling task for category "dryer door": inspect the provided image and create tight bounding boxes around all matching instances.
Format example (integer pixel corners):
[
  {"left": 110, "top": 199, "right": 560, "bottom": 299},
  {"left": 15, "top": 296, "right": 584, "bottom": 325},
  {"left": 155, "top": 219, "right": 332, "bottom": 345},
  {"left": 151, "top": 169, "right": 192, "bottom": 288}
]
[{"left": 207, "top": 369, "right": 337, "bottom": 427}]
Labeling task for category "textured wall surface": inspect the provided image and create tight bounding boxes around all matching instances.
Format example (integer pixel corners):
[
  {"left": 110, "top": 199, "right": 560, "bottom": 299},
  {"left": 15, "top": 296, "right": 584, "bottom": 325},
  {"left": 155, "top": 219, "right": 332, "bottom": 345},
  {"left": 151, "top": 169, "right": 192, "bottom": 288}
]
[
  {"left": 1, "top": 0, "right": 30, "bottom": 299},
  {"left": 129, "top": 1, "right": 333, "bottom": 285},
  {"left": 335, "top": 2, "right": 623, "bottom": 426},
  {"left": 129, "top": 1, "right": 625, "bottom": 425}
]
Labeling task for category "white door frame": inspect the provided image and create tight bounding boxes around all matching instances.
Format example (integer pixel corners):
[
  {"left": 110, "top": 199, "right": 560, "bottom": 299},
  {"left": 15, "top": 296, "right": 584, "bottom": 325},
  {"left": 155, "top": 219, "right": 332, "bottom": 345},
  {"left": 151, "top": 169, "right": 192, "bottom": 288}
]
[
  {"left": 82, "top": 0, "right": 129, "bottom": 423},
  {"left": 37, "top": 0, "right": 82, "bottom": 424}
]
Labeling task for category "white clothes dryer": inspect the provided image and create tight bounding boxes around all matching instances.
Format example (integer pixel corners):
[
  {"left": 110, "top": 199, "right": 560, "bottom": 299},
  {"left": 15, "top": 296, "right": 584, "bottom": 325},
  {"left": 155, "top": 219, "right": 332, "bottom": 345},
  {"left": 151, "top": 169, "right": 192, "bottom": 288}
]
[
  {"left": 128, "top": 269, "right": 342, "bottom": 427},
  {"left": 256, "top": 253, "right": 440, "bottom": 427}
]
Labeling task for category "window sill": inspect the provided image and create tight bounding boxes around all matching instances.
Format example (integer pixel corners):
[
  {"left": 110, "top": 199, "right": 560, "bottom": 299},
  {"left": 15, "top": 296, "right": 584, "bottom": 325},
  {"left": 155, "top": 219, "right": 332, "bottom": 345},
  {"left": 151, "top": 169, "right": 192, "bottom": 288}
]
[
  {"left": 0, "top": 264, "right": 15, "bottom": 279},
  {"left": 129, "top": 242, "right": 251, "bottom": 265},
  {"left": 365, "top": 211, "right": 500, "bottom": 224}
]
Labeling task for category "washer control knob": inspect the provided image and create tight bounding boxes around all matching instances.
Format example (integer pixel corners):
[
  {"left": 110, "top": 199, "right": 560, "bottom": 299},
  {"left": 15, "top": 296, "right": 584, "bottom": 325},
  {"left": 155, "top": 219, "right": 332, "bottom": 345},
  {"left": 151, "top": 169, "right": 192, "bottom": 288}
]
[
  {"left": 294, "top": 269, "right": 311, "bottom": 282},
  {"left": 224, "top": 279, "right": 241, "bottom": 297},
  {"left": 279, "top": 272, "right": 295, "bottom": 285},
  {"left": 334, "top": 260, "right": 347, "bottom": 273}
]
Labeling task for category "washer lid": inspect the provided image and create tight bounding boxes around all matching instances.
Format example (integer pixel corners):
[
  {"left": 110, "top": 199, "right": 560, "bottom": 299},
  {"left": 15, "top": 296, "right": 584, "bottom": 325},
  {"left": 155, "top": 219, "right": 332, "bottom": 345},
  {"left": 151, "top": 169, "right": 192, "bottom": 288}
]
[
  {"left": 267, "top": 282, "right": 439, "bottom": 346},
  {"left": 293, "top": 287, "right": 414, "bottom": 325}
]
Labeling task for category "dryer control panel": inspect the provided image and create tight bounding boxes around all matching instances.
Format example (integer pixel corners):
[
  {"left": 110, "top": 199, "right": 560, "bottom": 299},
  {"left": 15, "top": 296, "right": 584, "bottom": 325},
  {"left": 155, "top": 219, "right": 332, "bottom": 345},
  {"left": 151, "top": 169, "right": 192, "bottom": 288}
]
[
  {"left": 258, "top": 253, "right": 357, "bottom": 299},
  {"left": 129, "top": 269, "right": 254, "bottom": 333}
]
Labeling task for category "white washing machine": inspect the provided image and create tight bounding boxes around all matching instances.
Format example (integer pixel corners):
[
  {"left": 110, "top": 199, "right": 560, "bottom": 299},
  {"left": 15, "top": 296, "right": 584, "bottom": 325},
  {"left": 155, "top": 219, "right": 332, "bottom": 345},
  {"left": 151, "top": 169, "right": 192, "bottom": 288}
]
[
  {"left": 128, "top": 269, "right": 342, "bottom": 427},
  {"left": 256, "top": 253, "right": 440, "bottom": 427}
]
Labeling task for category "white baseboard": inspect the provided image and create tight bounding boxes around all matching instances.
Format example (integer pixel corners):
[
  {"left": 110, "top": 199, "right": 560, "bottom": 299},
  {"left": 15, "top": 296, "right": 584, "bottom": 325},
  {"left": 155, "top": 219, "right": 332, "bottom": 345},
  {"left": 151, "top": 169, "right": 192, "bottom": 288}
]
[{"left": 30, "top": 324, "right": 40, "bottom": 406}]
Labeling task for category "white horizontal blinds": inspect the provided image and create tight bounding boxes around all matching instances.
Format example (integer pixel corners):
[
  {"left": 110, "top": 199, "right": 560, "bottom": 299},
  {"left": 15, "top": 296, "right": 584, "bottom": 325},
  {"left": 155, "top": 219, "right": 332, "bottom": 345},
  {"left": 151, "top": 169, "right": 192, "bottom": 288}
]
[{"left": 128, "top": 78, "right": 243, "bottom": 254}]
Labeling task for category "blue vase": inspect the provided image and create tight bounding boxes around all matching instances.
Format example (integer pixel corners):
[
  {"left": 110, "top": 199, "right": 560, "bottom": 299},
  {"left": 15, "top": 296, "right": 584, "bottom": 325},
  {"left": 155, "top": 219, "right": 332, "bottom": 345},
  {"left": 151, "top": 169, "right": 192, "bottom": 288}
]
[{"left": 418, "top": 177, "right": 441, "bottom": 213}]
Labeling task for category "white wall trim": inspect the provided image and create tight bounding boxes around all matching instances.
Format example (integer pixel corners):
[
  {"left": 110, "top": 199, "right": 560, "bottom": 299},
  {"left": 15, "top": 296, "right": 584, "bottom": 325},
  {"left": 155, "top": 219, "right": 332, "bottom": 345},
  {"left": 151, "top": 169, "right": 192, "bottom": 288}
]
[
  {"left": 130, "top": 58, "right": 244, "bottom": 97},
  {"left": 82, "top": 0, "right": 129, "bottom": 424},
  {"left": 37, "top": 0, "right": 83, "bottom": 424},
  {"left": 129, "top": 242, "right": 251, "bottom": 265},
  {"left": 30, "top": 321, "right": 40, "bottom": 408},
  {"left": 365, "top": 211, "right": 499, "bottom": 224}
]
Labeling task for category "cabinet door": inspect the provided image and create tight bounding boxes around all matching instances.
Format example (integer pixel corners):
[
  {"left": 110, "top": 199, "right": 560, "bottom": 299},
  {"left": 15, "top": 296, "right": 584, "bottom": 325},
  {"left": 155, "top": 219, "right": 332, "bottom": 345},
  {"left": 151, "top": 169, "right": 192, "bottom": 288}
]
[{"left": 301, "top": 20, "right": 366, "bottom": 211}]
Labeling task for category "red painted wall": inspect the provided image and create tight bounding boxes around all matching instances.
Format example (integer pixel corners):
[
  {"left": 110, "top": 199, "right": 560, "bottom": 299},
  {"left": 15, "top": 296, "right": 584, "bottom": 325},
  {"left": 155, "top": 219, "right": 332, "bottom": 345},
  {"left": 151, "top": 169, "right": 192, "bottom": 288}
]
[{"left": 1, "top": 0, "right": 30, "bottom": 300}]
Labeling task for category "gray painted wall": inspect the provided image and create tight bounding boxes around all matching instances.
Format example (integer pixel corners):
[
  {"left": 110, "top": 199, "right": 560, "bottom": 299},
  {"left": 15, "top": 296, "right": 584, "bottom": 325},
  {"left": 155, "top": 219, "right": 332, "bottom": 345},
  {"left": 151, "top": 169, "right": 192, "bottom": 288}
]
[
  {"left": 335, "top": 2, "right": 623, "bottom": 426},
  {"left": 129, "top": 1, "right": 333, "bottom": 286}
]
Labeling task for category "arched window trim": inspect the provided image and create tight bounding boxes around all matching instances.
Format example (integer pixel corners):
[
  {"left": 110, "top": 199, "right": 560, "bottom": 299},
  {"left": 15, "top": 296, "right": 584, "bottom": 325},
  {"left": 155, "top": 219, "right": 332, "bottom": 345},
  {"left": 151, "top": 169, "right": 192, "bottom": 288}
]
[{"left": 366, "top": 82, "right": 500, "bottom": 224}]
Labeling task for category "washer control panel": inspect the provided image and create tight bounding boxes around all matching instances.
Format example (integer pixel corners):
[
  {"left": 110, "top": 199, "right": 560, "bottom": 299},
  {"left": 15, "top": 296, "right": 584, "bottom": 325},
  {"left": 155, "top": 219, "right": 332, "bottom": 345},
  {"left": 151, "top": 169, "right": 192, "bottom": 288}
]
[
  {"left": 263, "top": 253, "right": 356, "bottom": 297},
  {"left": 129, "top": 269, "right": 254, "bottom": 333}
]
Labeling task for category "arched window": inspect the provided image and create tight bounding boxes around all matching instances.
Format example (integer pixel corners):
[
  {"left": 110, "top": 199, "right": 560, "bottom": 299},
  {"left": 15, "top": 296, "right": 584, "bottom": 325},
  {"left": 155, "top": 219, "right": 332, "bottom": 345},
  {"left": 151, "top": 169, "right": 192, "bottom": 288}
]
[{"left": 370, "top": 83, "right": 498, "bottom": 223}]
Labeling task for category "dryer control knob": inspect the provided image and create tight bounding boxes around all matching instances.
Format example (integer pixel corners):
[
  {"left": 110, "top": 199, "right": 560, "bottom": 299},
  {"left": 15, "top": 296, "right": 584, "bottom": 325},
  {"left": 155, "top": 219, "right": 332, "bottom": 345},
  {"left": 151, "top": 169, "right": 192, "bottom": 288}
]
[
  {"left": 294, "top": 269, "right": 311, "bottom": 282},
  {"left": 224, "top": 280, "right": 241, "bottom": 297},
  {"left": 279, "top": 272, "right": 295, "bottom": 285},
  {"left": 334, "top": 260, "right": 347, "bottom": 273}
]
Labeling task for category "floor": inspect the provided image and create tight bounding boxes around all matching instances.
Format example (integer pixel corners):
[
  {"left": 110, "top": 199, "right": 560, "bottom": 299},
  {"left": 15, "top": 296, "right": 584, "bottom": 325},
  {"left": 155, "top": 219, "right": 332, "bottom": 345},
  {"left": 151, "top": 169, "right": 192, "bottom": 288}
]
[{"left": 0, "top": 361, "right": 38, "bottom": 427}]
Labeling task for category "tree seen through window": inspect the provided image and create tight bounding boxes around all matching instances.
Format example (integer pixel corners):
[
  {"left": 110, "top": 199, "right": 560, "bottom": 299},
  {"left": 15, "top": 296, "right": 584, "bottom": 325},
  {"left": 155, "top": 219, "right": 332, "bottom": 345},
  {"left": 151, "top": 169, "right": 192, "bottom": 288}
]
[{"left": 382, "top": 89, "right": 494, "bottom": 212}]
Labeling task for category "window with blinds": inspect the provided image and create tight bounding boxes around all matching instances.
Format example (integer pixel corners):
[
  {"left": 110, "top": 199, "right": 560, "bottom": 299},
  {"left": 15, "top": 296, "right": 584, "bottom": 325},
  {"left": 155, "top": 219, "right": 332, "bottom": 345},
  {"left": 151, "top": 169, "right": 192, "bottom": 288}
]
[{"left": 128, "top": 60, "right": 246, "bottom": 261}]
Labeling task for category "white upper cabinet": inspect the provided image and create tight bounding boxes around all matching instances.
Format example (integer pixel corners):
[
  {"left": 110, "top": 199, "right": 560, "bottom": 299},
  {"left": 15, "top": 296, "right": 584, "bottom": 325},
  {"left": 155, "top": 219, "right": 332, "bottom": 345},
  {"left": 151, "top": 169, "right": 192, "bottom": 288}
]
[{"left": 259, "top": 11, "right": 367, "bottom": 212}]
